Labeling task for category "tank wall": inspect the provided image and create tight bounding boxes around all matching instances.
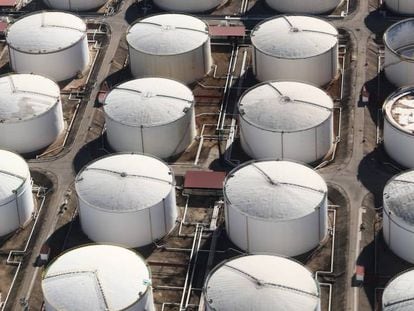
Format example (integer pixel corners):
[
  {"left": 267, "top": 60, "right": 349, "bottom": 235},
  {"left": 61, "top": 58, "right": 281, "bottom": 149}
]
[
  {"left": 0, "top": 177, "right": 34, "bottom": 236},
  {"left": 106, "top": 108, "right": 196, "bottom": 159},
  {"left": 264, "top": 0, "right": 343, "bottom": 14},
  {"left": 383, "top": 118, "right": 414, "bottom": 168},
  {"left": 385, "top": 0, "right": 414, "bottom": 14},
  {"left": 225, "top": 197, "right": 328, "bottom": 256},
  {"left": 153, "top": 0, "right": 222, "bottom": 12},
  {"left": 128, "top": 41, "right": 212, "bottom": 85},
  {"left": 0, "top": 101, "right": 64, "bottom": 154},
  {"left": 253, "top": 45, "right": 338, "bottom": 86},
  {"left": 9, "top": 37, "right": 89, "bottom": 82},
  {"left": 43, "top": 0, "right": 107, "bottom": 10},
  {"left": 384, "top": 46, "right": 414, "bottom": 87},
  {"left": 383, "top": 208, "right": 414, "bottom": 263},
  {"left": 78, "top": 189, "right": 177, "bottom": 248},
  {"left": 239, "top": 116, "right": 333, "bottom": 163}
]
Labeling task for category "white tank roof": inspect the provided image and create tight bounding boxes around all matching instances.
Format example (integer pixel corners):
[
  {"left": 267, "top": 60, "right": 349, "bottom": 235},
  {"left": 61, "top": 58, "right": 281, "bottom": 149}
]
[
  {"left": 251, "top": 15, "right": 338, "bottom": 59},
  {"left": 224, "top": 160, "right": 327, "bottom": 220},
  {"left": 42, "top": 245, "right": 151, "bottom": 311},
  {"left": 0, "top": 74, "right": 60, "bottom": 123},
  {"left": 0, "top": 150, "right": 29, "bottom": 205},
  {"left": 239, "top": 81, "right": 333, "bottom": 132},
  {"left": 384, "top": 170, "right": 414, "bottom": 225},
  {"left": 383, "top": 269, "right": 414, "bottom": 310},
  {"left": 7, "top": 12, "right": 87, "bottom": 54},
  {"left": 127, "top": 14, "right": 209, "bottom": 55},
  {"left": 104, "top": 78, "right": 194, "bottom": 127},
  {"left": 205, "top": 254, "right": 320, "bottom": 310},
  {"left": 383, "top": 86, "right": 414, "bottom": 135},
  {"left": 384, "top": 18, "right": 414, "bottom": 61},
  {"left": 75, "top": 154, "right": 174, "bottom": 212}
]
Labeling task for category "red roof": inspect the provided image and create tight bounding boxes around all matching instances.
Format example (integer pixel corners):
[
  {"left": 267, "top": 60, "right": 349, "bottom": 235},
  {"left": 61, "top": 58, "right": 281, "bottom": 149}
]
[
  {"left": 0, "top": 0, "right": 17, "bottom": 7},
  {"left": 184, "top": 171, "right": 226, "bottom": 190},
  {"left": 209, "top": 26, "right": 246, "bottom": 37},
  {"left": 0, "top": 21, "right": 7, "bottom": 33}
]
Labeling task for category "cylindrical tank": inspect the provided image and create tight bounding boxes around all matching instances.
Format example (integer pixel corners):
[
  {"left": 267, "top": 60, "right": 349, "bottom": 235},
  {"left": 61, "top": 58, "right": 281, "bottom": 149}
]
[
  {"left": 0, "top": 74, "right": 64, "bottom": 154},
  {"left": 384, "top": 0, "right": 414, "bottom": 15},
  {"left": 265, "top": 0, "right": 343, "bottom": 14},
  {"left": 104, "top": 78, "right": 196, "bottom": 159},
  {"left": 43, "top": 0, "right": 107, "bottom": 11},
  {"left": 238, "top": 81, "right": 334, "bottom": 163},
  {"left": 382, "top": 86, "right": 414, "bottom": 168},
  {"left": 6, "top": 12, "right": 89, "bottom": 82},
  {"left": 204, "top": 254, "right": 321, "bottom": 311},
  {"left": 126, "top": 14, "right": 212, "bottom": 85},
  {"left": 383, "top": 269, "right": 414, "bottom": 310},
  {"left": 383, "top": 170, "right": 414, "bottom": 263},
  {"left": 0, "top": 150, "right": 34, "bottom": 237},
  {"left": 224, "top": 160, "right": 328, "bottom": 256},
  {"left": 153, "top": 0, "right": 223, "bottom": 12},
  {"left": 75, "top": 153, "right": 177, "bottom": 248},
  {"left": 251, "top": 15, "right": 338, "bottom": 86},
  {"left": 384, "top": 19, "right": 414, "bottom": 87},
  {"left": 42, "top": 245, "right": 155, "bottom": 311}
]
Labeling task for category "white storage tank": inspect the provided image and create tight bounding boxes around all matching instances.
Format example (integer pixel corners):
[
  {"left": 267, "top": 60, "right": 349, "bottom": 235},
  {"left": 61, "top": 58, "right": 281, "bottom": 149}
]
[
  {"left": 6, "top": 12, "right": 89, "bottom": 82},
  {"left": 251, "top": 15, "right": 338, "bottom": 86},
  {"left": 238, "top": 81, "right": 334, "bottom": 163},
  {"left": 384, "top": 0, "right": 414, "bottom": 15},
  {"left": 383, "top": 269, "right": 414, "bottom": 310},
  {"left": 43, "top": 0, "right": 107, "bottom": 11},
  {"left": 153, "top": 0, "right": 222, "bottom": 12},
  {"left": 42, "top": 245, "right": 155, "bottom": 311},
  {"left": 383, "top": 170, "right": 414, "bottom": 263},
  {"left": 76, "top": 153, "right": 177, "bottom": 248},
  {"left": 0, "top": 150, "right": 34, "bottom": 237},
  {"left": 384, "top": 19, "right": 414, "bottom": 87},
  {"left": 126, "top": 14, "right": 212, "bottom": 85},
  {"left": 224, "top": 160, "right": 328, "bottom": 256},
  {"left": 265, "top": 0, "right": 343, "bottom": 14},
  {"left": 104, "top": 78, "right": 196, "bottom": 159},
  {"left": 382, "top": 86, "right": 414, "bottom": 168},
  {"left": 0, "top": 74, "right": 64, "bottom": 154},
  {"left": 204, "top": 254, "right": 321, "bottom": 311}
]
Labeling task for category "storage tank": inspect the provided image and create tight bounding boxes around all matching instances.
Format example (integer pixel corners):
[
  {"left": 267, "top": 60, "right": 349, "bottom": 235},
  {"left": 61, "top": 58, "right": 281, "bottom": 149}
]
[
  {"left": 251, "top": 15, "right": 338, "bottom": 86},
  {"left": 76, "top": 153, "right": 177, "bottom": 248},
  {"left": 383, "top": 170, "right": 414, "bottom": 263},
  {"left": 0, "top": 150, "right": 34, "bottom": 237},
  {"left": 384, "top": 0, "right": 414, "bottom": 15},
  {"left": 42, "top": 244, "right": 155, "bottom": 311},
  {"left": 238, "top": 81, "right": 334, "bottom": 163},
  {"left": 224, "top": 160, "right": 328, "bottom": 256},
  {"left": 6, "top": 12, "right": 89, "bottom": 82},
  {"left": 265, "top": 0, "right": 343, "bottom": 14},
  {"left": 383, "top": 269, "right": 414, "bottom": 310},
  {"left": 382, "top": 86, "right": 414, "bottom": 168},
  {"left": 0, "top": 74, "right": 64, "bottom": 154},
  {"left": 384, "top": 19, "right": 414, "bottom": 87},
  {"left": 126, "top": 14, "right": 212, "bottom": 85},
  {"left": 43, "top": 0, "right": 107, "bottom": 11},
  {"left": 204, "top": 254, "right": 321, "bottom": 311},
  {"left": 104, "top": 78, "right": 196, "bottom": 159},
  {"left": 153, "top": 0, "right": 222, "bottom": 12}
]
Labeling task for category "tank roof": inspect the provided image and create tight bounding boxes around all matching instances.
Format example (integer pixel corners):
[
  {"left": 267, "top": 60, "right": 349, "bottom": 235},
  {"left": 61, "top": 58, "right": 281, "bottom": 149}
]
[
  {"left": 0, "top": 150, "right": 29, "bottom": 204},
  {"left": 383, "top": 269, "right": 414, "bottom": 310},
  {"left": 0, "top": 74, "right": 60, "bottom": 123},
  {"left": 239, "top": 81, "right": 333, "bottom": 132},
  {"left": 127, "top": 14, "right": 209, "bottom": 56},
  {"left": 42, "top": 245, "right": 151, "bottom": 311},
  {"left": 104, "top": 78, "right": 194, "bottom": 127},
  {"left": 384, "top": 18, "right": 414, "bottom": 61},
  {"left": 251, "top": 15, "right": 338, "bottom": 59},
  {"left": 224, "top": 160, "right": 327, "bottom": 220},
  {"left": 205, "top": 254, "right": 320, "bottom": 311},
  {"left": 383, "top": 86, "right": 414, "bottom": 135},
  {"left": 6, "top": 11, "right": 86, "bottom": 54},
  {"left": 75, "top": 153, "right": 174, "bottom": 212}
]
